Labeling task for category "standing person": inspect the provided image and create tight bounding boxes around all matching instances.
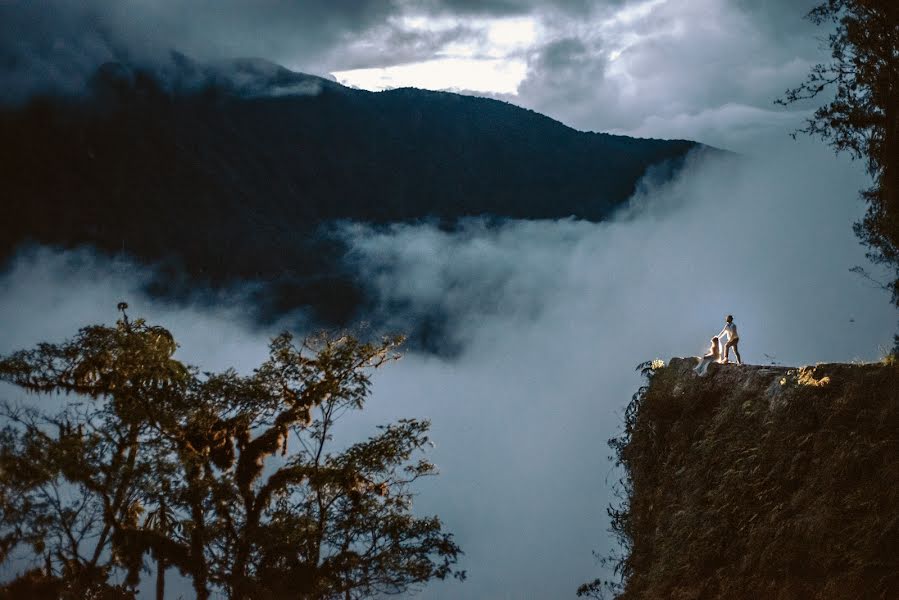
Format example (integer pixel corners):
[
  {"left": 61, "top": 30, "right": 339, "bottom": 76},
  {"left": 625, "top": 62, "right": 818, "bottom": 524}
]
[{"left": 718, "top": 315, "right": 741, "bottom": 365}]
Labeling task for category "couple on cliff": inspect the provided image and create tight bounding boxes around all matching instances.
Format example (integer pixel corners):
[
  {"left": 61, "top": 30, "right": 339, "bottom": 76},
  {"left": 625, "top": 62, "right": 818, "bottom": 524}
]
[{"left": 695, "top": 315, "right": 742, "bottom": 375}]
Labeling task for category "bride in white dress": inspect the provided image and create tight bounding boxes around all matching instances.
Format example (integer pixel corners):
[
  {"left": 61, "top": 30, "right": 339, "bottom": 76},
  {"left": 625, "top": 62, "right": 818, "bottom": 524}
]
[{"left": 694, "top": 336, "right": 721, "bottom": 376}]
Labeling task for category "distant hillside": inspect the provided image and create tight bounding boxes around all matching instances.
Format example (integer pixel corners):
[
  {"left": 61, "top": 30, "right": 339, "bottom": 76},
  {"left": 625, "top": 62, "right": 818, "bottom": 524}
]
[
  {"left": 599, "top": 358, "right": 899, "bottom": 599},
  {"left": 0, "top": 55, "right": 705, "bottom": 324}
]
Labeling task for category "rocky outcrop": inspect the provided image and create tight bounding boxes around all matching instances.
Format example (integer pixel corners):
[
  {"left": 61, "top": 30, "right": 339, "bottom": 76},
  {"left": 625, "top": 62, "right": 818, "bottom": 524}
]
[{"left": 612, "top": 357, "right": 899, "bottom": 599}]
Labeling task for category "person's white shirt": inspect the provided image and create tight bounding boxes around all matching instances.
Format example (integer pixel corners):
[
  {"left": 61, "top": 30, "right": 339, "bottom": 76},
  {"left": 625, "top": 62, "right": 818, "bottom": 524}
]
[{"left": 718, "top": 322, "right": 738, "bottom": 342}]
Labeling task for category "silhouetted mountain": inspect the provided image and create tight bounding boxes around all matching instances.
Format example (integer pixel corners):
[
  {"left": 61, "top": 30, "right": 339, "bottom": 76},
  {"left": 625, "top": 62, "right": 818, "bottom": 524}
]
[{"left": 0, "top": 54, "right": 706, "bottom": 326}]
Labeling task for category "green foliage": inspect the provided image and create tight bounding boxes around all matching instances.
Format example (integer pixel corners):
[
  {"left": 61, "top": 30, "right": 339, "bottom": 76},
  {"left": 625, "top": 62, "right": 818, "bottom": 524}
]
[
  {"left": 0, "top": 317, "right": 462, "bottom": 599},
  {"left": 0, "top": 566, "right": 136, "bottom": 600},
  {"left": 0, "top": 318, "right": 189, "bottom": 595},
  {"left": 779, "top": 0, "right": 899, "bottom": 306}
]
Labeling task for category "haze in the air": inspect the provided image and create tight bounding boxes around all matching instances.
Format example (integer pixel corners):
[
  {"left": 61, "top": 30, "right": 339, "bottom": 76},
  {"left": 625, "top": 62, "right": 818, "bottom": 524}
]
[{"left": 1, "top": 0, "right": 894, "bottom": 598}]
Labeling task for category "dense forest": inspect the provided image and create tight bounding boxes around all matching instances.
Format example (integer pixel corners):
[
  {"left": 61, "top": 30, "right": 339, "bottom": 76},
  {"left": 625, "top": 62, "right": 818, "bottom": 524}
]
[{"left": 0, "top": 55, "right": 704, "bottom": 326}]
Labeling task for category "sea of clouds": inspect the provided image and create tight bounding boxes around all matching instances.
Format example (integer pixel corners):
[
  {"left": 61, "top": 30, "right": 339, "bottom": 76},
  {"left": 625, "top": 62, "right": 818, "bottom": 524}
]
[{"left": 1, "top": 139, "right": 894, "bottom": 598}]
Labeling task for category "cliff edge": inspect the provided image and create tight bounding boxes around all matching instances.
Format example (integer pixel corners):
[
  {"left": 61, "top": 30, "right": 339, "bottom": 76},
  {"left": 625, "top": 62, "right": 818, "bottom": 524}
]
[{"left": 611, "top": 357, "right": 898, "bottom": 599}]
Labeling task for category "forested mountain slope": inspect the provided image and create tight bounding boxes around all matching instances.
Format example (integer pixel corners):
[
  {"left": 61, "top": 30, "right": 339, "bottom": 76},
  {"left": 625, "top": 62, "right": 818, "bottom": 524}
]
[{"left": 1, "top": 56, "right": 705, "bottom": 323}]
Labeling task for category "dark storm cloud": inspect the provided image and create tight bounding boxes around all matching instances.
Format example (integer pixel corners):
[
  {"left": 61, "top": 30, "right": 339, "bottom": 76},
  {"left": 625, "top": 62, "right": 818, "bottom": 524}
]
[
  {"left": 0, "top": 0, "right": 400, "bottom": 102},
  {"left": 415, "top": 0, "right": 534, "bottom": 16},
  {"left": 124, "top": 0, "right": 399, "bottom": 69},
  {"left": 456, "top": 0, "right": 827, "bottom": 151},
  {"left": 515, "top": 35, "right": 612, "bottom": 121},
  {"left": 333, "top": 21, "right": 483, "bottom": 70},
  {"left": 1, "top": 0, "right": 834, "bottom": 149},
  {"left": 2, "top": 0, "right": 542, "bottom": 100},
  {"left": 0, "top": 2, "right": 116, "bottom": 102},
  {"left": 414, "top": 0, "right": 606, "bottom": 17}
]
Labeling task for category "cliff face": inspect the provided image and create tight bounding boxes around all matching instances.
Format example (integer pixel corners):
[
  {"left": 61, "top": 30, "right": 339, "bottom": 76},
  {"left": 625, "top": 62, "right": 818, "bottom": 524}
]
[{"left": 613, "top": 357, "right": 899, "bottom": 599}]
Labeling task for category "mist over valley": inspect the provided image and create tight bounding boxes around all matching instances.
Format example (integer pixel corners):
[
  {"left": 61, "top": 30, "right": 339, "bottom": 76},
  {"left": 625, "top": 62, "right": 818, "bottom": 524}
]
[{"left": 2, "top": 1, "right": 897, "bottom": 598}]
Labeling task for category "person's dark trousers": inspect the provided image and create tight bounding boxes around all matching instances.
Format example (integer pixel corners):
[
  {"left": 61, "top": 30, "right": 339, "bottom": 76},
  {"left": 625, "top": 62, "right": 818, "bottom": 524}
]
[{"left": 724, "top": 338, "right": 741, "bottom": 364}]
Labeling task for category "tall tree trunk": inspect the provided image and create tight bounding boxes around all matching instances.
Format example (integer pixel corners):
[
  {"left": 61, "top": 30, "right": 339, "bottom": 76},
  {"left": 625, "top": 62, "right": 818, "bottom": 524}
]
[
  {"left": 186, "top": 464, "right": 210, "bottom": 600},
  {"left": 883, "top": 82, "right": 899, "bottom": 294},
  {"left": 155, "top": 492, "right": 169, "bottom": 600},
  {"left": 190, "top": 505, "right": 210, "bottom": 600},
  {"left": 156, "top": 557, "right": 165, "bottom": 600},
  {"left": 888, "top": 94, "right": 898, "bottom": 243},
  {"left": 230, "top": 494, "right": 261, "bottom": 600}
]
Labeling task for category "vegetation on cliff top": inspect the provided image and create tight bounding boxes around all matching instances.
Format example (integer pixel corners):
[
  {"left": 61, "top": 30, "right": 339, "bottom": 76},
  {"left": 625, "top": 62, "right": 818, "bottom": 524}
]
[{"left": 584, "top": 358, "right": 899, "bottom": 599}]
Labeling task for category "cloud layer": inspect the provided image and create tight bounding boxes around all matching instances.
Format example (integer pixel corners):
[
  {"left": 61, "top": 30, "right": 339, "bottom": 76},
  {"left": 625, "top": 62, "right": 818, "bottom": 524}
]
[
  {"left": 336, "top": 141, "right": 893, "bottom": 596},
  {"left": 0, "top": 2, "right": 889, "bottom": 597},
  {"left": 1, "top": 138, "right": 893, "bottom": 598},
  {"left": 507, "top": 0, "right": 823, "bottom": 149},
  {"left": 2, "top": 0, "right": 826, "bottom": 149}
]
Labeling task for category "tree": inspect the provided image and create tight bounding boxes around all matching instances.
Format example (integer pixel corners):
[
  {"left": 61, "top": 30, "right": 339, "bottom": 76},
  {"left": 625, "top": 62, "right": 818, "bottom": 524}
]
[
  {"left": 779, "top": 0, "right": 899, "bottom": 315},
  {"left": 0, "top": 314, "right": 463, "bottom": 598},
  {"left": 0, "top": 318, "right": 188, "bottom": 598}
]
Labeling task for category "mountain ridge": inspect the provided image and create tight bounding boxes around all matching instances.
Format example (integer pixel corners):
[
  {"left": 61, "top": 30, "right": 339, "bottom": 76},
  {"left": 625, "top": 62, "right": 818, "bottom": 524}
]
[{"left": 1, "top": 54, "right": 711, "bottom": 326}]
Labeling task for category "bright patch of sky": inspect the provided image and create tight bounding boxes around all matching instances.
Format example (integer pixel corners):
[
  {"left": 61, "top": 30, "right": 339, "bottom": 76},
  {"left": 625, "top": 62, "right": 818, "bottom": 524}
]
[
  {"left": 332, "top": 0, "right": 815, "bottom": 152},
  {"left": 333, "top": 56, "right": 528, "bottom": 94},
  {"left": 330, "top": 0, "right": 676, "bottom": 97},
  {"left": 2, "top": 0, "right": 826, "bottom": 147},
  {"left": 333, "top": 15, "right": 537, "bottom": 93}
]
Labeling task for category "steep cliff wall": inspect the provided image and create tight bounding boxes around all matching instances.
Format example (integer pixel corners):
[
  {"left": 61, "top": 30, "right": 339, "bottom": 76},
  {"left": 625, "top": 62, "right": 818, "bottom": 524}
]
[{"left": 613, "top": 358, "right": 899, "bottom": 599}]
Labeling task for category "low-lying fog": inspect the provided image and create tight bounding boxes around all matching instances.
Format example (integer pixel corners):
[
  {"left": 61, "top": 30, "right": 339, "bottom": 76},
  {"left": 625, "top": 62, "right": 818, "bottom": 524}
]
[{"left": 1, "top": 139, "right": 894, "bottom": 598}]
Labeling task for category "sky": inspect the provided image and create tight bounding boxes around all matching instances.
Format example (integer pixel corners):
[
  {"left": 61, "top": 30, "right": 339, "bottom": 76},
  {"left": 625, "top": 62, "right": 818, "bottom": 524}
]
[
  {"left": 1, "top": 0, "right": 823, "bottom": 150},
  {"left": 2, "top": 0, "right": 896, "bottom": 598}
]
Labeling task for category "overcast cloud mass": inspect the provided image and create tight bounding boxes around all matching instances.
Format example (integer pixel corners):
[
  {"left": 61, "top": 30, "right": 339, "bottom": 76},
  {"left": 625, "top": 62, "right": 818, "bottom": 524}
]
[
  {"left": 1, "top": 140, "right": 894, "bottom": 598},
  {"left": 2, "top": 0, "right": 824, "bottom": 149},
  {"left": 1, "top": 0, "right": 893, "bottom": 598}
]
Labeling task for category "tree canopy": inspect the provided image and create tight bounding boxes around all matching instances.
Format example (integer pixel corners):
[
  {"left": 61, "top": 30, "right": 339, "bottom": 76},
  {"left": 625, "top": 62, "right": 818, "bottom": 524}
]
[
  {"left": 0, "top": 314, "right": 463, "bottom": 599},
  {"left": 780, "top": 0, "right": 899, "bottom": 314}
]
